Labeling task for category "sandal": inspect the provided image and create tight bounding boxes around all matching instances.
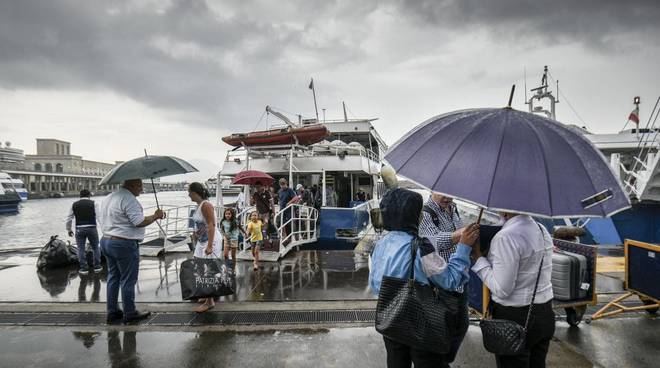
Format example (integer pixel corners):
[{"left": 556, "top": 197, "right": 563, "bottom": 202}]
[{"left": 195, "top": 303, "right": 214, "bottom": 313}]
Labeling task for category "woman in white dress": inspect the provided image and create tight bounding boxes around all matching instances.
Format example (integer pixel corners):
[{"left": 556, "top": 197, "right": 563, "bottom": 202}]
[{"left": 188, "top": 182, "right": 222, "bottom": 313}]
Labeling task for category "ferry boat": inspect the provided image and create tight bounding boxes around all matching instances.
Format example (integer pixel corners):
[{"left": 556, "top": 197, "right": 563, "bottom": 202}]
[
  {"left": 0, "top": 173, "right": 21, "bottom": 213},
  {"left": 526, "top": 67, "right": 660, "bottom": 245},
  {"left": 217, "top": 105, "right": 386, "bottom": 261},
  {"left": 0, "top": 172, "right": 27, "bottom": 201}
]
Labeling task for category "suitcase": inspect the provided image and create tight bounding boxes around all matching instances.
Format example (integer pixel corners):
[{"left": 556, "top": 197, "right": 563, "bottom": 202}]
[{"left": 551, "top": 250, "right": 589, "bottom": 301}]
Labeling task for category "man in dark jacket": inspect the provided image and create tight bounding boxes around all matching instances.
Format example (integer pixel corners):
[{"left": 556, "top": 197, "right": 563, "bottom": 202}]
[{"left": 66, "top": 189, "right": 101, "bottom": 275}]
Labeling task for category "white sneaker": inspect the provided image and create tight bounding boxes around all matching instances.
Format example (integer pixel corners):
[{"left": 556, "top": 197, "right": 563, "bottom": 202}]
[
  {"left": 79, "top": 269, "right": 89, "bottom": 275},
  {"left": 93, "top": 266, "right": 103, "bottom": 273}
]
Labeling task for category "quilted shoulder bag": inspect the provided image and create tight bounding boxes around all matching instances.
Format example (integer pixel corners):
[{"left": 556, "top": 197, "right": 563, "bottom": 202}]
[
  {"left": 375, "top": 237, "right": 461, "bottom": 354},
  {"left": 479, "top": 255, "right": 544, "bottom": 355}
]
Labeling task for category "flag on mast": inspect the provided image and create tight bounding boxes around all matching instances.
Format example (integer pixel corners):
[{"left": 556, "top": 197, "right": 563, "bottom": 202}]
[
  {"left": 309, "top": 78, "right": 314, "bottom": 90},
  {"left": 628, "top": 106, "right": 640, "bottom": 124}
]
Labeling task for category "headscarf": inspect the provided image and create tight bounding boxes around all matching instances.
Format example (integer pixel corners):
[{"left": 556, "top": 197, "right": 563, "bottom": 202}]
[{"left": 379, "top": 188, "right": 423, "bottom": 235}]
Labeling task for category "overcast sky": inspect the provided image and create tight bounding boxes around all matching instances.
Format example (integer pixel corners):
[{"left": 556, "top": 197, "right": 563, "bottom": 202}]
[{"left": 1, "top": 0, "right": 659, "bottom": 181}]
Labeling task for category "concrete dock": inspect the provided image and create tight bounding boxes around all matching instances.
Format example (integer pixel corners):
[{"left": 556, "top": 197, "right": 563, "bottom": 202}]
[{"left": 0, "top": 249, "right": 657, "bottom": 367}]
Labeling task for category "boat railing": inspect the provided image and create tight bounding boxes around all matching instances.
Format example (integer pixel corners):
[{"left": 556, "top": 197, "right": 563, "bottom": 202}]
[
  {"left": 142, "top": 204, "right": 196, "bottom": 244},
  {"left": 273, "top": 203, "right": 319, "bottom": 256},
  {"left": 224, "top": 143, "right": 380, "bottom": 164},
  {"left": 621, "top": 98, "right": 660, "bottom": 197}
]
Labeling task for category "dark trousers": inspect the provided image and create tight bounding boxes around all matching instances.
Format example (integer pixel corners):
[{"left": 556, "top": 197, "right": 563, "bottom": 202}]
[
  {"left": 101, "top": 238, "right": 140, "bottom": 315},
  {"left": 383, "top": 337, "right": 450, "bottom": 368},
  {"left": 448, "top": 289, "right": 470, "bottom": 363},
  {"left": 491, "top": 300, "right": 556, "bottom": 368},
  {"left": 75, "top": 227, "right": 100, "bottom": 271}
]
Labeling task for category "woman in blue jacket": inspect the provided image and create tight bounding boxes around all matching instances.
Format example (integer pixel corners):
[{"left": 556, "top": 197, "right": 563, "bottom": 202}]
[{"left": 370, "top": 188, "right": 479, "bottom": 368}]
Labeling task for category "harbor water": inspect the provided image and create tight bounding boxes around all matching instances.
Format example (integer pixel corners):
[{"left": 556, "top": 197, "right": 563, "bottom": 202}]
[{"left": 0, "top": 191, "right": 222, "bottom": 252}]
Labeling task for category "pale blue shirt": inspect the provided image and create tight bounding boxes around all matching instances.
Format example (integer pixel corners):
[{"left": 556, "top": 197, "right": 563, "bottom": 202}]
[
  {"left": 369, "top": 231, "right": 471, "bottom": 294},
  {"left": 99, "top": 188, "right": 146, "bottom": 240}
]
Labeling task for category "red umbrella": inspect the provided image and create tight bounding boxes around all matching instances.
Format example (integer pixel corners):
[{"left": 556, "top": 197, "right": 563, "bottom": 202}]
[{"left": 232, "top": 170, "right": 274, "bottom": 186}]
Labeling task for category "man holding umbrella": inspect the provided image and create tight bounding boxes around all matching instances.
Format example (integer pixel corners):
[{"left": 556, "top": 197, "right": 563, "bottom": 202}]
[
  {"left": 98, "top": 153, "right": 197, "bottom": 324},
  {"left": 100, "top": 179, "right": 165, "bottom": 324}
]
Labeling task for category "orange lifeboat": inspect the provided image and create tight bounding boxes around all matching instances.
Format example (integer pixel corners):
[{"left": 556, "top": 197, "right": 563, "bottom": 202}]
[{"left": 222, "top": 124, "right": 329, "bottom": 147}]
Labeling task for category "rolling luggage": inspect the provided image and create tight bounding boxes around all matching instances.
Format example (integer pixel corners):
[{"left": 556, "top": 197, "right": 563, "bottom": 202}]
[{"left": 551, "top": 250, "right": 589, "bottom": 301}]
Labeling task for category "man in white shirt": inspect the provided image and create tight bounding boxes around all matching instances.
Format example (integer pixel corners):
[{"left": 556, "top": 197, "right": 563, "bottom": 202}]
[
  {"left": 100, "top": 179, "right": 165, "bottom": 324},
  {"left": 471, "top": 213, "right": 555, "bottom": 368}
]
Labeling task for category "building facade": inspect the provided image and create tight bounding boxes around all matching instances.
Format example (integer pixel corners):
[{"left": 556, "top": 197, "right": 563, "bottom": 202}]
[{"left": 1, "top": 139, "right": 120, "bottom": 198}]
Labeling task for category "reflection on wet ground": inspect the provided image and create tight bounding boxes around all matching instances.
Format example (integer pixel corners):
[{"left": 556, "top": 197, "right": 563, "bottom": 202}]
[
  {"left": 0, "top": 325, "right": 603, "bottom": 368},
  {"left": 0, "top": 250, "right": 374, "bottom": 302}
]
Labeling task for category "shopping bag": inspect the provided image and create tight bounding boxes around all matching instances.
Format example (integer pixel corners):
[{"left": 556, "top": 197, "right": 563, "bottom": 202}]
[{"left": 180, "top": 258, "right": 235, "bottom": 300}]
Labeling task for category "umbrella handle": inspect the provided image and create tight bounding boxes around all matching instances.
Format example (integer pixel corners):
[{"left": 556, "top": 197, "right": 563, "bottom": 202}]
[
  {"left": 477, "top": 208, "right": 484, "bottom": 224},
  {"left": 150, "top": 177, "right": 160, "bottom": 210}
]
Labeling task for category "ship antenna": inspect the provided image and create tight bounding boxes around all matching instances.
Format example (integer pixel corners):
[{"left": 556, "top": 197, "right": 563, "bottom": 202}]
[{"left": 524, "top": 67, "right": 528, "bottom": 106}]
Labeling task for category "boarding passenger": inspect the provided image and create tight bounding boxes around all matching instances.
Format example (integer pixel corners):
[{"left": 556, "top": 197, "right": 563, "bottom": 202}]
[
  {"left": 418, "top": 193, "right": 468, "bottom": 362},
  {"left": 99, "top": 179, "right": 165, "bottom": 324},
  {"left": 471, "top": 213, "right": 554, "bottom": 368},
  {"left": 370, "top": 188, "right": 478, "bottom": 368},
  {"left": 251, "top": 181, "right": 275, "bottom": 239},
  {"left": 246, "top": 211, "right": 263, "bottom": 270},
  {"left": 66, "top": 189, "right": 102, "bottom": 275},
  {"left": 220, "top": 208, "right": 246, "bottom": 267},
  {"left": 277, "top": 178, "right": 297, "bottom": 239},
  {"left": 189, "top": 182, "right": 222, "bottom": 313}
]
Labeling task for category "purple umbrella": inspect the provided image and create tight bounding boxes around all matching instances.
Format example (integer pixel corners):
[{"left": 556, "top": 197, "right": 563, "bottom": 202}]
[{"left": 385, "top": 107, "right": 630, "bottom": 218}]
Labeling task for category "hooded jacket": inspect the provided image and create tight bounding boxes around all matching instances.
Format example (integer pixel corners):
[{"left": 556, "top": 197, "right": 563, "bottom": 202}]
[{"left": 369, "top": 188, "right": 472, "bottom": 294}]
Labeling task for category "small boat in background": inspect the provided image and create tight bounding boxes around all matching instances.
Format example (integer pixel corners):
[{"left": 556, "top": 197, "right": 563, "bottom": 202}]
[
  {"left": 0, "top": 174, "right": 21, "bottom": 213},
  {"left": 222, "top": 123, "right": 329, "bottom": 147}
]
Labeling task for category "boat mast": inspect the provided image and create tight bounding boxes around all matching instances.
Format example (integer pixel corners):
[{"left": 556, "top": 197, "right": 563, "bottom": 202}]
[{"left": 526, "top": 65, "right": 559, "bottom": 120}]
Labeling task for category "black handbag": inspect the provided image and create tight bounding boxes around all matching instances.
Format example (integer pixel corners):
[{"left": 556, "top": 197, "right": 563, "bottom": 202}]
[
  {"left": 375, "top": 237, "right": 461, "bottom": 354},
  {"left": 479, "top": 256, "right": 545, "bottom": 355},
  {"left": 180, "top": 258, "right": 235, "bottom": 300}
]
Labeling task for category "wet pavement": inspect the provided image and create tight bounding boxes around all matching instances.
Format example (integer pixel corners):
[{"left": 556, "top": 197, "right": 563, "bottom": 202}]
[
  {"left": 0, "top": 250, "right": 374, "bottom": 303},
  {"left": 0, "top": 324, "right": 600, "bottom": 368}
]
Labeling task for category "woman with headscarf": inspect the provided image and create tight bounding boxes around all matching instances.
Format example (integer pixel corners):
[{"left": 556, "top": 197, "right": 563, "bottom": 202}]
[{"left": 369, "top": 188, "right": 480, "bottom": 368}]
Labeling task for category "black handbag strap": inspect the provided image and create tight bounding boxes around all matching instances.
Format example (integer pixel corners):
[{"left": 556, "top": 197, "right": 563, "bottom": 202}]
[
  {"left": 409, "top": 237, "right": 418, "bottom": 282},
  {"left": 522, "top": 223, "right": 548, "bottom": 331}
]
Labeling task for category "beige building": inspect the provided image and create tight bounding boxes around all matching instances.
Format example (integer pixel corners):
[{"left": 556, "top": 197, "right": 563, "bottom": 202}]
[
  {"left": 25, "top": 139, "right": 116, "bottom": 176},
  {"left": 3, "top": 139, "right": 120, "bottom": 198}
]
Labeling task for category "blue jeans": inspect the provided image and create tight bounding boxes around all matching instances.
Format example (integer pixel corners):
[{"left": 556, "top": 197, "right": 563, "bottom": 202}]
[
  {"left": 75, "top": 227, "right": 100, "bottom": 271},
  {"left": 100, "top": 237, "right": 140, "bottom": 315}
]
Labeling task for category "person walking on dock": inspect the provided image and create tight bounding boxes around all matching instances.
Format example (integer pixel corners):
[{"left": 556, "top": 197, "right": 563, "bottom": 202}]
[
  {"left": 99, "top": 179, "right": 165, "bottom": 324},
  {"left": 66, "top": 189, "right": 102, "bottom": 275},
  {"left": 189, "top": 182, "right": 222, "bottom": 313}
]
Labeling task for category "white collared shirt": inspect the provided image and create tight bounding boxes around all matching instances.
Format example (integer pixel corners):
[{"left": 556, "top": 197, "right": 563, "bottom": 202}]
[
  {"left": 99, "top": 188, "right": 146, "bottom": 240},
  {"left": 472, "top": 215, "right": 553, "bottom": 307}
]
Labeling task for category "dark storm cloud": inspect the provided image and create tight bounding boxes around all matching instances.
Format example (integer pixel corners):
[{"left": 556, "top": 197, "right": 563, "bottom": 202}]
[
  {"left": 0, "top": 0, "right": 657, "bottom": 130},
  {"left": 0, "top": 0, "right": 370, "bottom": 127},
  {"left": 396, "top": 0, "right": 660, "bottom": 49}
]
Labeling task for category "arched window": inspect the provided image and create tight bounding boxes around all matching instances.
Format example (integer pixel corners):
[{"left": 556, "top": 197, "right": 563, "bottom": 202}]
[
  {"left": 45, "top": 163, "right": 53, "bottom": 172},
  {"left": 34, "top": 163, "right": 42, "bottom": 171},
  {"left": 55, "top": 163, "right": 64, "bottom": 173}
]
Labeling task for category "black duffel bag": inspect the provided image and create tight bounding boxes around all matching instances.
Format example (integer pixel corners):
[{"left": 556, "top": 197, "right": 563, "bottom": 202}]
[
  {"left": 37, "top": 235, "right": 79, "bottom": 269},
  {"left": 180, "top": 258, "right": 235, "bottom": 300}
]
